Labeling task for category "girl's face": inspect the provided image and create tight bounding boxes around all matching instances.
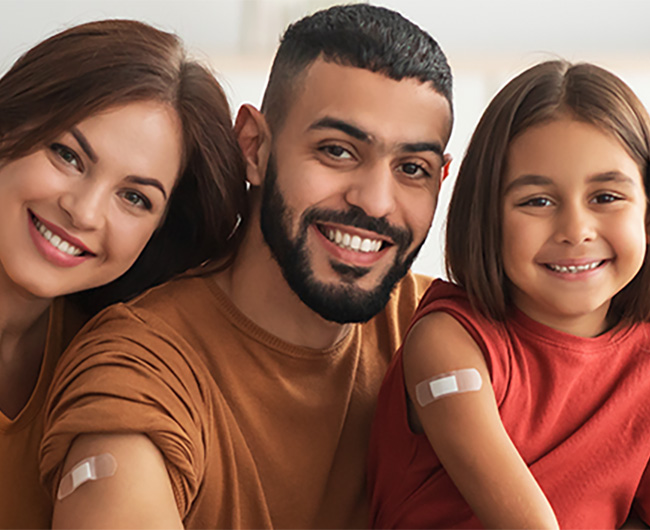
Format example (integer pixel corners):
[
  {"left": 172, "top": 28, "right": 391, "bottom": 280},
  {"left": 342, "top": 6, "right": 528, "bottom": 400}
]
[
  {"left": 501, "top": 117, "right": 647, "bottom": 337},
  {"left": 0, "top": 100, "right": 183, "bottom": 300}
]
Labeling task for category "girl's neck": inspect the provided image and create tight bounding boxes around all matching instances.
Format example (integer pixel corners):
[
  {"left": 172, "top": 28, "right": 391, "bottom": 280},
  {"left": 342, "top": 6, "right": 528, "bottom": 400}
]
[
  {"left": 0, "top": 267, "right": 52, "bottom": 419},
  {"left": 512, "top": 297, "right": 612, "bottom": 338}
]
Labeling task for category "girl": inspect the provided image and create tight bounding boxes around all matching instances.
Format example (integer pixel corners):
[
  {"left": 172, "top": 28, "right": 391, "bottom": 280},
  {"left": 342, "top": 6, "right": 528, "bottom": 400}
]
[
  {"left": 368, "top": 60, "right": 650, "bottom": 529},
  {"left": 0, "top": 20, "right": 247, "bottom": 528}
]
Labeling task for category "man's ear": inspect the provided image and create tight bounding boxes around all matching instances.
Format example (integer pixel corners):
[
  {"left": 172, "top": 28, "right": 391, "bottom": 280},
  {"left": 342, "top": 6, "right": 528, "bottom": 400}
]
[
  {"left": 235, "top": 104, "right": 272, "bottom": 187},
  {"left": 440, "top": 154, "right": 452, "bottom": 189}
]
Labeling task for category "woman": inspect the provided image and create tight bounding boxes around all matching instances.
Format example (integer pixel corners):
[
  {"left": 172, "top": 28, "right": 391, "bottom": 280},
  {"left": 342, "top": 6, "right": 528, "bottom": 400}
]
[{"left": 0, "top": 19, "right": 247, "bottom": 528}]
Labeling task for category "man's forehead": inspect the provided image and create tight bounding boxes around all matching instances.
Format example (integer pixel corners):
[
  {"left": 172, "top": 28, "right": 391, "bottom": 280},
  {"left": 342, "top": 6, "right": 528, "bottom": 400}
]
[{"left": 282, "top": 59, "right": 452, "bottom": 148}]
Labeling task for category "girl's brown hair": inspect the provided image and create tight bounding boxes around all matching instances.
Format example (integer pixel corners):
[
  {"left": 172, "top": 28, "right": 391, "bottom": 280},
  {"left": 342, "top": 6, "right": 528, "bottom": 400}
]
[
  {"left": 445, "top": 60, "right": 650, "bottom": 324},
  {"left": 0, "top": 19, "right": 248, "bottom": 313}
]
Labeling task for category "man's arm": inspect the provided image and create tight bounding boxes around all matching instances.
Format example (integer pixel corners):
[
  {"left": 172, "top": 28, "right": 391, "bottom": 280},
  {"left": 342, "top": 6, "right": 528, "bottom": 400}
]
[{"left": 52, "top": 433, "right": 183, "bottom": 529}]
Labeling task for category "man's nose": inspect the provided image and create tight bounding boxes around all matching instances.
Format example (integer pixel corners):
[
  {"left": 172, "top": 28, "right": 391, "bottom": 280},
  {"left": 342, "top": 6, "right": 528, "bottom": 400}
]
[{"left": 344, "top": 163, "right": 397, "bottom": 219}]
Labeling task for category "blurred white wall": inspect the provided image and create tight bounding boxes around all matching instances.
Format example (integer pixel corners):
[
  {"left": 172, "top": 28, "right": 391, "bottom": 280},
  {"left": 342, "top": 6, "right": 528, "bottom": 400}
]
[{"left": 2, "top": 0, "right": 650, "bottom": 278}]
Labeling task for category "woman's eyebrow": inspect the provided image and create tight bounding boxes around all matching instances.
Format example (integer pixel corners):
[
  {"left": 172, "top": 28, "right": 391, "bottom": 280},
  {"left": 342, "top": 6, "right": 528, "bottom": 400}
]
[
  {"left": 125, "top": 176, "right": 168, "bottom": 200},
  {"left": 70, "top": 127, "right": 98, "bottom": 163}
]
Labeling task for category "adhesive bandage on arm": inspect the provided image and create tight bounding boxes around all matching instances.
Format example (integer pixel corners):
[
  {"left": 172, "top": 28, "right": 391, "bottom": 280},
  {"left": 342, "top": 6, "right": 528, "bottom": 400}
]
[
  {"left": 415, "top": 368, "right": 483, "bottom": 407},
  {"left": 57, "top": 453, "right": 118, "bottom": 500}
]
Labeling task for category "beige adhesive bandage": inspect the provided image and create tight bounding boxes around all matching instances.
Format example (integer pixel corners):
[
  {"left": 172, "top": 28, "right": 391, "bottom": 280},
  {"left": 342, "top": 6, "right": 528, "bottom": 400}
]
[
  {"left": 57, "top": 453, "right": 117, "bottom": 500},
  {"left": 415, "top": 368, "right": 482, "bottom": 407}
]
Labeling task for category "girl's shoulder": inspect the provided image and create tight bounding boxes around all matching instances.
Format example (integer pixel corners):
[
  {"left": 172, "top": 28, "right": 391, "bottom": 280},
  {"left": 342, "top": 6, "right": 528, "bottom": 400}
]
[
  {"left": 407, "top": 279, "right": 513, "bottom": 401},
  {"left": 415, "top": 279, "right": 506, "bottom": 340}
]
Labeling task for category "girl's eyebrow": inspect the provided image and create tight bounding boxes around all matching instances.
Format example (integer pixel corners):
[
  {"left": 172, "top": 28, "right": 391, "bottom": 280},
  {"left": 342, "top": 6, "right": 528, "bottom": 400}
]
[
  {"left": 588, "top": 171, "right": 637, "bottom": 186},
  {"left": 503, "top": 174, "right": 552, "bottom": 194},
  {"left": 504, "top": 171, "right": 638, "bottom": 195}
]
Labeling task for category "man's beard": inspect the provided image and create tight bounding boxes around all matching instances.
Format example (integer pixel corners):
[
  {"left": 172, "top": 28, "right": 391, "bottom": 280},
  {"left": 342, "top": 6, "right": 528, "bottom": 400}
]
[{"left": 260, "top": 155, "right": 425, "bottom": 324}]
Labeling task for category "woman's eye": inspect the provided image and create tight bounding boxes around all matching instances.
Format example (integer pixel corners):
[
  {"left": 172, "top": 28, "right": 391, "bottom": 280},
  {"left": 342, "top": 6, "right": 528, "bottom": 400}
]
[
  {"left": 120, "top": 190, "right": 151, "bottom": 210},
  {"left": 50, "top": 143, "right": 82, "bottom": 170},
  {"left": 400, "top": 162, "right": 430, "bottom": 179},
  {"left": 320, "top": 144, "right": 353, "bottom": 160}
]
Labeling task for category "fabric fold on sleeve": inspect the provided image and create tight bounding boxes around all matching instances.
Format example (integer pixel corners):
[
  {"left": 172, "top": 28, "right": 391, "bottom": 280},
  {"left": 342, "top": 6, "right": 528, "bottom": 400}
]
[{"left": 39, "top": 304, "right": 209, "bottom": 518}]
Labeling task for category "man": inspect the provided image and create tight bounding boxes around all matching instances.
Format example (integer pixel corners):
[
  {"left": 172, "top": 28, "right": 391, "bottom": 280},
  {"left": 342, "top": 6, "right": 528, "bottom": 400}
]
[{"left": 40, "top": 4, "right": 453, "bottom": 528}]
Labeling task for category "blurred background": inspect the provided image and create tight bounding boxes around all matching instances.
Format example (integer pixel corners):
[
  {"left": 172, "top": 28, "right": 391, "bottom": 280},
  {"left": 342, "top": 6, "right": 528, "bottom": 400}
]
[{"left": 2, "top": 0, "right": 650, "bottom": 278}]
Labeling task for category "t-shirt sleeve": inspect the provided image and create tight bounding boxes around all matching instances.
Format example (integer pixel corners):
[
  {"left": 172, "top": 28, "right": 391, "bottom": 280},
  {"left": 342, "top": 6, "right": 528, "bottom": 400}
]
[{"left": 39, "top": 303, "right": 209, "bottom": 517}]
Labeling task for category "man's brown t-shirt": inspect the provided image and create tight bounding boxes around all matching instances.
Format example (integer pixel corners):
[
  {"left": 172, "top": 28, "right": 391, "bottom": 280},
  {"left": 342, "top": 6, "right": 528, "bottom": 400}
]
[{"left": 41, "top": 271, "right": 430, "bottom": 528}]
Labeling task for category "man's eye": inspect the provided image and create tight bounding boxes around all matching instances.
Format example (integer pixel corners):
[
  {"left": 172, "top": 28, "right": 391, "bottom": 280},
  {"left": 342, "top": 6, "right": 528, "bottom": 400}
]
[
  {"left": 50, "top": 143, "right": 82, "bottom": 170},
  {"left": 400, "top": 162, "right": 430, "bottom": 179},
  {"left": 321, "top": 145, "right": 352, "bottom": 159}
]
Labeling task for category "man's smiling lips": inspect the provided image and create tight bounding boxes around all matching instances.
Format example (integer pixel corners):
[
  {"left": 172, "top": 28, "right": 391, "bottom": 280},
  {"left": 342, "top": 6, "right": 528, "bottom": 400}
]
[{"left": 313, "top": 222, "right": 393, "bottom": 266}]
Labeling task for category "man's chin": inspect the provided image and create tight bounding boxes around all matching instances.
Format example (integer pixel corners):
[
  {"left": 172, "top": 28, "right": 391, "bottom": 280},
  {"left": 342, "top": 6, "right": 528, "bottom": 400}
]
[{"left": 287, "top": 274, "right": 397, "bottom": 324}]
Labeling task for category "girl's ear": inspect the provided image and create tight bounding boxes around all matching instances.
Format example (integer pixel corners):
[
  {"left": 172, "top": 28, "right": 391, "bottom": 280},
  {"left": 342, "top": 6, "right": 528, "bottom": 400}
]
[{"left": 234, "top": 104, "right": 272, "bottom": 188}]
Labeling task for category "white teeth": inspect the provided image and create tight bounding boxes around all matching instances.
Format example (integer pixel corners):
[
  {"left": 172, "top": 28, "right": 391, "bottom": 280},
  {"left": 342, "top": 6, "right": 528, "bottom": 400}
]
[
  {"left": 32, "top": 216, "right": 84, "bottom": 256},
  {"left": 547, "top": 261, "right": 602, "bottom": 273},
  {"left": 323, "top": 227, "right": 384, "bottom": 254}
]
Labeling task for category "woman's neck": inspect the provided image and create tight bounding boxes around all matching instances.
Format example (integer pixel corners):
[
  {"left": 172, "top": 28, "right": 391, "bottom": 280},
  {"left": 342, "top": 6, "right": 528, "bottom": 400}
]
[{"left": 0, "top": 268, "right": 52, "bottom": 419}]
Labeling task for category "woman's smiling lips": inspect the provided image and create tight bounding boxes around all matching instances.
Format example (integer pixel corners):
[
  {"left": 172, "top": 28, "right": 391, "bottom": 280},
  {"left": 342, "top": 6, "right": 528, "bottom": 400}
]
[{"left": 27, "top": 210, "right": 95, "bottom": 267}]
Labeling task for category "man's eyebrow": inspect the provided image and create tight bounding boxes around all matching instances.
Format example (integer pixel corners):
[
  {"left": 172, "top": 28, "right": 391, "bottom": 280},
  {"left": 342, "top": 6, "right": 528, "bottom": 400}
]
[
  {"left": 125, "top": 176, "right": 168, "bottom": 200},
  {"left": 400, "top": 141, "right": 444, "bottom": 161},
  {"left": 309, "top": 117, "right": 370, "bottom": 142},
  {"left": 503, "top": 174, "right": 553, "bottom": 194},
  {"left": 70, "top": 127, "right": 98, "bottom": 163}
]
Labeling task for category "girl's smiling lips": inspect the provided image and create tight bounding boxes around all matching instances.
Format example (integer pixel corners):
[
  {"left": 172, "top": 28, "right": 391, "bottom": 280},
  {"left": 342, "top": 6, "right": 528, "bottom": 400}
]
[
  {"left": 28, "top": 210, "right": 96, "bottom": 267},
  {"left": 540, "top": 257, "right": 610, "bottom": 277}
]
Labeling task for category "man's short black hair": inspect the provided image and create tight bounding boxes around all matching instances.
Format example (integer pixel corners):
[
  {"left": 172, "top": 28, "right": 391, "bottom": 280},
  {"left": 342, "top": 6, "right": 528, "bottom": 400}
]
[{"left": 261, "top": 3, "right": 453, "bottom": 131}]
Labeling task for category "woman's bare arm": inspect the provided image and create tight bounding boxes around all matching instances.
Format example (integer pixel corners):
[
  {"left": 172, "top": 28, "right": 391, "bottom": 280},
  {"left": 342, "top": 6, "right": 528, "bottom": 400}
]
[{"left": 52, "top": 433, "right": 183, "bottom": 529}]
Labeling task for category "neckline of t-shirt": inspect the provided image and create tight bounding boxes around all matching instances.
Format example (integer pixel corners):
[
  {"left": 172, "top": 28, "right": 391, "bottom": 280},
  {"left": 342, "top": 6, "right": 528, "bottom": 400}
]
[
  {"left": 0, "top": 299, "right": 62, "bottom": 432},
  {"left": 509, "top": 305, "right": 636, "bottom": 353},
  {"left": 206, "top": 276, "right": 359, "bottom": 360}
]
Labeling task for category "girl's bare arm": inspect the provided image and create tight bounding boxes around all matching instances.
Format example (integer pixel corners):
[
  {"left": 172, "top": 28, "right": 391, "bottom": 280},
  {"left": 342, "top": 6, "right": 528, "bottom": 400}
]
[{"left": 403, "top": 312, "right": 558, "bottom": 530}]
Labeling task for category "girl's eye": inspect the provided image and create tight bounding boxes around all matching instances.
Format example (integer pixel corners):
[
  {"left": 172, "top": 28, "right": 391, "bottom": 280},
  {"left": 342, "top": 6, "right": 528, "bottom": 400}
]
[
  {"left": 592, "top": 192, "right": 622, "bottom": 204},
  {"left": 400, "top": 162, "right": 430, "bottom": 179},
  {"left": 519, "top": 197, "right": 552, "bottom": 207},
  {"left": 320, "top": 144, "right": 353, "bottom": 160},
  {"left": 50, "top": 143, "right": 82, "bottom": 170},
  {"left": 120, "top": 190, "right": 152, "bottom": 210}
]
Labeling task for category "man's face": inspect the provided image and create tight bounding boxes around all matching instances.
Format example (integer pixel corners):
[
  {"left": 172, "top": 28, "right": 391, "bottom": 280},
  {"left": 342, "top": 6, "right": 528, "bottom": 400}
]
[{"left": 260, "top": 59, "right": 452, "bottom": 323}]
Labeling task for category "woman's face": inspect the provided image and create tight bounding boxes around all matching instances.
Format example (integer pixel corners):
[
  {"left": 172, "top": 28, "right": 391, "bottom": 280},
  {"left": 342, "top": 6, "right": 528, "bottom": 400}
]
[{"left": 0, "top": 100, "right": 183, "bottom": 300}]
